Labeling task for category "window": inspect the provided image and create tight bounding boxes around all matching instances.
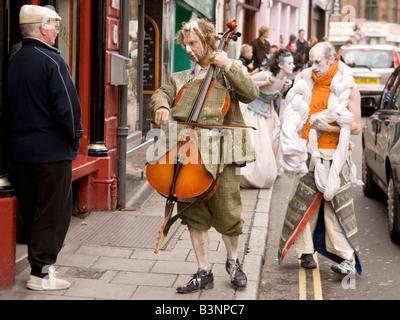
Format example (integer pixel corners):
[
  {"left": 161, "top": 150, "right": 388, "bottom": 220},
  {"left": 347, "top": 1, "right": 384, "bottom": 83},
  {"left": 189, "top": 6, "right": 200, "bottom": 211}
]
[
  {"left": 365, "top": 0, "right": 378, "bottom": 21},
  {"left": 128, "top": 0, "right": 139, "bottom": 134},
  {"left": 58, "top": 0, "right": 78, "bottom": 82},
  {"left": 341, "top": 49, "right": 393, "bottom": 68},
  {"left": 379, "top": 69, "right": 400, "bottom": 109},
  {"left": 391, "top": 76, "right": 400, "bottom": 111}
]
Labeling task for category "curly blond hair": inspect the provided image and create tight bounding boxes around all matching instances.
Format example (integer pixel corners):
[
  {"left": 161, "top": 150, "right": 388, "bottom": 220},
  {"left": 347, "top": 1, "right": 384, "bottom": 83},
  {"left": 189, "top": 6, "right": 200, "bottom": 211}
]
[{"left": 175, "top": 18, "right": 217, "bottom": 51}]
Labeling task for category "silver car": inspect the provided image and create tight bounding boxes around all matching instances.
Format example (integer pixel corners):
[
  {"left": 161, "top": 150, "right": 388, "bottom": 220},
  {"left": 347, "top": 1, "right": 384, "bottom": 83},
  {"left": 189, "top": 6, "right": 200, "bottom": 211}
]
[
  {"left": 338, "top": 44, "right": 400, "bottom": 114},
  {"left": 362, "top": 65, "right": 400, "bottom": 243}
]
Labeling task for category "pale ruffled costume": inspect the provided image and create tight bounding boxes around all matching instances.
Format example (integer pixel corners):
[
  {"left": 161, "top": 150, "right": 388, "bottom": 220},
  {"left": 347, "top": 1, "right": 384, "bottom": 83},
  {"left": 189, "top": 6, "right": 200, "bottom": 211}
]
[
  {"left": 240, "top": 88, "right": 281, "bottom": 188},
  {"left": 280, "top": 60, "right": 358, "bottom": 200}
]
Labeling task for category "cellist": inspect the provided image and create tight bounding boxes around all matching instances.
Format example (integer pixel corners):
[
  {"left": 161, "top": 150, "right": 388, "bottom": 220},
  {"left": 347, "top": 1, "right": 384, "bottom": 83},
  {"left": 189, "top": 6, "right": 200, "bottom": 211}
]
[{"left": 149, "top": 18, "right": 258, "bottom": 293}]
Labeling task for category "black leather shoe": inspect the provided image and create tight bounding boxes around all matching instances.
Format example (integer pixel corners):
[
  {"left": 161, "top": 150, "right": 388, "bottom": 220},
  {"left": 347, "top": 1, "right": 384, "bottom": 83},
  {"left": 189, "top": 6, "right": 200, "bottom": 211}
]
[
  {"left": 226, "top": 258, "right": 247, "bottom": 288},
  {"left": 300, "top": 254, "right": 317, "bottom": 269},
  {"left": 176, "top": 269, "right": 214, "bottom": 294}
]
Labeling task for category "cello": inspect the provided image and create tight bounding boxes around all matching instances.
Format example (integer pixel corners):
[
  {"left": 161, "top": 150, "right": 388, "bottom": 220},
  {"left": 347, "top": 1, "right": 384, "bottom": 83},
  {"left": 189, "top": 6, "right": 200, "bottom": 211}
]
[{"left": 146, "top": 20, "right": 246, "bottom": 253}]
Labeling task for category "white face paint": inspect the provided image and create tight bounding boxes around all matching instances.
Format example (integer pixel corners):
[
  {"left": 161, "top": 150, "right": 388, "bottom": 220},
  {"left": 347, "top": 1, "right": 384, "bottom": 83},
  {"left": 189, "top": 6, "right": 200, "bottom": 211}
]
[
  {"left": 184, "top": 21, "right": 204, "bottom": 39},
  {"left": 184, "top": 33, "right": 210, "bottom": 65},
  {"left": 183, "top": 21, "right": 207, "bottom": 63},
  {"left": 309, "top": 45, "right": 332, "bottom": 78},
  {"left": 279, "top": 55, "right": 295, "bottom": 74},
  {"left": 185, "top": 43, "right": 198, "bottom": 62}
]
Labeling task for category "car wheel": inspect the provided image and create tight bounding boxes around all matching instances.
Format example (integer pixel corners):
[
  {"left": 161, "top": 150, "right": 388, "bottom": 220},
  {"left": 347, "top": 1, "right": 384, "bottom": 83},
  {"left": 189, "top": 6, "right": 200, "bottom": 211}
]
[
  {"left": 387, "top": 173, "right": 400, "bottom": 244},
  {"left": 362, "top": 151, "right": 378, "bottom": 197}
]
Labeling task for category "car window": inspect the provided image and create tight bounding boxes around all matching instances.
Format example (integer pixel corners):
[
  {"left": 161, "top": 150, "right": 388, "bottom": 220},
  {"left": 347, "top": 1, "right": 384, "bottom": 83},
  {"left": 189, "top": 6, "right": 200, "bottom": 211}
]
[
  {"left": 391, "top": 81, "right": 400, "bottom": 111},
  {"left": 341, "top": 49, "right": 393, "bottom": 68},
  {"left": 380, "top": 68, "right": 400, "bottom": 110}
]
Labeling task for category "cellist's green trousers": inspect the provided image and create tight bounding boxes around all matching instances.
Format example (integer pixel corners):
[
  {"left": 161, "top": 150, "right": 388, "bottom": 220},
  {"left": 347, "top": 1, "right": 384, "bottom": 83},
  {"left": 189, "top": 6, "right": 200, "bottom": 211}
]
[{"left": 178, "top": 164, "right": 243, "bottom": 236}]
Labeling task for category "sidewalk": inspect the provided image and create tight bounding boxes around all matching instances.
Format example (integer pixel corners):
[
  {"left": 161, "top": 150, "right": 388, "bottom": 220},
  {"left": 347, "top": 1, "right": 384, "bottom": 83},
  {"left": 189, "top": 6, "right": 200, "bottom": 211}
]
[{"left": 0, "top": 183, "right": 272, "bottom": 300}]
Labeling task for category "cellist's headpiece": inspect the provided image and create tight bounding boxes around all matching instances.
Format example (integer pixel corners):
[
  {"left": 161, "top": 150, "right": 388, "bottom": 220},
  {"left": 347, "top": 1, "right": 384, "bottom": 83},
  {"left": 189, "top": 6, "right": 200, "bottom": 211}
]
[{"left": 176, "top": 18, "right": 218, "bottom": 51}]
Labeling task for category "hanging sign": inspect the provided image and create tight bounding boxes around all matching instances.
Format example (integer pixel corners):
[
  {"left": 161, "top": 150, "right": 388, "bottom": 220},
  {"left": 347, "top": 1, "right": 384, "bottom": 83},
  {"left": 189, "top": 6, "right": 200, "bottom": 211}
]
[
  {"left": 332, "top": 0, "right": 342, "bottom": 16},
  {"left": 143, "top": 15, "right": 159, "bottom": 94}
]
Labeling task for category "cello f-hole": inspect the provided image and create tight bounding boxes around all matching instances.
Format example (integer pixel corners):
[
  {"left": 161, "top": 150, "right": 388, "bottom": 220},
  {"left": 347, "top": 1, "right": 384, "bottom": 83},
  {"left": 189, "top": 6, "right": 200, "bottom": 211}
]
[{"left": 169, "top": 154, "right": 184, "bottom": 195}]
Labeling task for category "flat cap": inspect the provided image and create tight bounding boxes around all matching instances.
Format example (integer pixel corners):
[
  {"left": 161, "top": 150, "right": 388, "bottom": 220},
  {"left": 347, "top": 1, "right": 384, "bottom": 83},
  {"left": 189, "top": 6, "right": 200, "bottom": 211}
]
[{"left": 19, "top": 5, "right": 61, "bottom": 25}]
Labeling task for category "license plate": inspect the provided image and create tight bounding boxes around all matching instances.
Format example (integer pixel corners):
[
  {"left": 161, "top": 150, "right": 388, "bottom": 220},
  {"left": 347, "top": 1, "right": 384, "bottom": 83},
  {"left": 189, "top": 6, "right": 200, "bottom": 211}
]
[{"left": 354, "top": 78, "right": 379, "bottom": 84}]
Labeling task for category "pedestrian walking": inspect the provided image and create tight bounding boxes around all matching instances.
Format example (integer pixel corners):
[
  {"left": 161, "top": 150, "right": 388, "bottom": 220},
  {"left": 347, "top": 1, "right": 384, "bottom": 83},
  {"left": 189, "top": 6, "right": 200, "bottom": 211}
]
[
  {"left": 296, "top": 29, "right": 309, "bottom": 69},
  {"left": 286, "top": 34, "right": 296, "bottom": 50},
  {"left": 303, "top": 36, "right": 318, "bottom": 69},
  {"left": 7, "top": 4, "right": 83, "bottom": 290},
  {"left": 283, "top": 42, "right": 302, "bottom": 97},
  {"left": 250, "top": 26, "right": 271, "bottom": 71},
  {"left": 289, "top": 42, "right": 303, "bottom": 75},
  {"left": 278, "top": 42, "right": 362, "bottom": 276},
  {"left": 148, "top": 18, "right": 258, "bottom": 293},
  {"left": 278, "top": 35, "right": 285, "bottom": 49},
  {"left": 269, "top": 44, "right": 278, "bottom": 58}
]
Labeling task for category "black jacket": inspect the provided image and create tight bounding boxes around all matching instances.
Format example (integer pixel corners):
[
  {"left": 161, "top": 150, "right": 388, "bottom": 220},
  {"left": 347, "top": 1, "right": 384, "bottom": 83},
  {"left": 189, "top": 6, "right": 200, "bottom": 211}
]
[
  {"left": 292, "top": 51, "right": 303, "bottom": 72},
  {"left": 7, "top": 38, "right": 83, "bottom": 163},
  {"left": 296, "top": 39, "right": 309, "bottom": 65},
  {"left": 239, "top": 54, "right": 257, "bottom": 73}
]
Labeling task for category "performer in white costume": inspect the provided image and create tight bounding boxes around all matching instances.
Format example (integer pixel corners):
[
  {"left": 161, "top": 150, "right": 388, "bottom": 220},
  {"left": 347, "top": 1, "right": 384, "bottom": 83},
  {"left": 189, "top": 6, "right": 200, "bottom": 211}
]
[
  {"left": 240, "top": 49, "right": 294, "bottom": 188},
  {"left": 278, "top": 42, "right": 362, "bottom": 276}
]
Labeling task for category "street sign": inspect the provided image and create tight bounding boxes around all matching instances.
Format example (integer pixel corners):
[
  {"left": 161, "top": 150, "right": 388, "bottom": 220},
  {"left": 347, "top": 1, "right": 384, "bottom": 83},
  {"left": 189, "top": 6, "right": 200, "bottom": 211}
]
[
  {"left": 355, "top": 18, "right": 366, "bottom": 30},
  {"left": 354, "top": 30, "right": 365, "bottom": 41},
  {"left": 332, "top": 0, "right": 341, "bottom": 16}
]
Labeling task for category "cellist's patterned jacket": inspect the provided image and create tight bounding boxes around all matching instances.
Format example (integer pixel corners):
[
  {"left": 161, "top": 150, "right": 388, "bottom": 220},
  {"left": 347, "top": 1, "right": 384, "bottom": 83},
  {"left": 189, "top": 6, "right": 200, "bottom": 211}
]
[{"left": 148, "top": 60, "right": 259, "bottom": 178}]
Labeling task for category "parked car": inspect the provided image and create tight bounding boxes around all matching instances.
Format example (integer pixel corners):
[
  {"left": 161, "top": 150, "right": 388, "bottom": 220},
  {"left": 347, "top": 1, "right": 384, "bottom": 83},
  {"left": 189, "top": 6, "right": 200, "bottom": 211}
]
[
  {"left": 362, "top": 65, "right": 400, "bottom": 244},
  {"left": 338, "top": 44, "right": 400, "bottom": 115}
]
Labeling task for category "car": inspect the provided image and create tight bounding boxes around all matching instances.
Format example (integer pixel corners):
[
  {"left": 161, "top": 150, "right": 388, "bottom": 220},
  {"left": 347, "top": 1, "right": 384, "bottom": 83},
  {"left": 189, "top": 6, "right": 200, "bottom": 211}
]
[
  {"left": 362, "top": 65, "right": 400, "bottom": 244},
  {"left": 338, "top": 44, "right": 400, "bottom": 115}
]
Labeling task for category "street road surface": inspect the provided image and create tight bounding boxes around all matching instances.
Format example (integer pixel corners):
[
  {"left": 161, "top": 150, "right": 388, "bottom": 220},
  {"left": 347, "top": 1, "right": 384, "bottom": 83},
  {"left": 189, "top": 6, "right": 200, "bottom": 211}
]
[{"left": 259, "top": 117, "right": 400, "bottom": 300}]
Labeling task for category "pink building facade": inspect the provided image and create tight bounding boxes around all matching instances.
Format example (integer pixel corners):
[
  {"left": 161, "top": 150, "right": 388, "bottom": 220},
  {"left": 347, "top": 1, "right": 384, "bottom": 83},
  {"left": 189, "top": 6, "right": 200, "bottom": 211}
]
[{"left": 257, "top": 0, "right": 303, "bottom": 48}]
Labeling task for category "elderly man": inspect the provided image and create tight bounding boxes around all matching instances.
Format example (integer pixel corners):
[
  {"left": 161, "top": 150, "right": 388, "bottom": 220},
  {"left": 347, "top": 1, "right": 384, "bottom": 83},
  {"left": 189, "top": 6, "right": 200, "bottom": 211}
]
[
  {"left": 7, "top": 5, "right": 82, "bottom": 290},
  {"left": 278, "top": 42, "right": 362, "bottom": 276}
]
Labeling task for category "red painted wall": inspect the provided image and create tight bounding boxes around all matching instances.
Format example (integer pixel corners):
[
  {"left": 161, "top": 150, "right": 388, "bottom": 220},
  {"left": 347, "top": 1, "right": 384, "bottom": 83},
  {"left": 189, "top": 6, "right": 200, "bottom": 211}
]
[{"left": 0, "top": 197, "right": 17, "bottom": 288}]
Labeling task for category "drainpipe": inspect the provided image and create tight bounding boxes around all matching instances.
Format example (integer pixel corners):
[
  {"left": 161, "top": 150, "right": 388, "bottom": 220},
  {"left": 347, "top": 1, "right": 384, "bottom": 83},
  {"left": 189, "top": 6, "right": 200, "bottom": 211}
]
[
  {"left": 92, "top": 173, "right": 118, "bottom": 211},
  {"left": 117, "top": 0, "right": 129, "bottom": 209},
  {"left": 229, "top": 0, "right": 237, "bottom": 59}
]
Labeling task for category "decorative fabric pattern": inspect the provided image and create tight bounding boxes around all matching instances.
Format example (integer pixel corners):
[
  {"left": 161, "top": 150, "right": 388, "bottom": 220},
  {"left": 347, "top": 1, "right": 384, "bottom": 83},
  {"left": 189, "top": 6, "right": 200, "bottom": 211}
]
[
  {"left": 247, "top": 88, "right": 281, "bottom": 117},
  {"left": 278, "top": 161, "right": 362, "bottom": 275}
]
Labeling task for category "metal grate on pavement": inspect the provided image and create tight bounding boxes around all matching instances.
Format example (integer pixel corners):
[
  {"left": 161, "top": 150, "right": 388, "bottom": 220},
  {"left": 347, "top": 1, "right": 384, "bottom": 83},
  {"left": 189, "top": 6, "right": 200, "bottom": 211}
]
[{"left": 65, "top": 212, "right": 180, "bottom": 250}]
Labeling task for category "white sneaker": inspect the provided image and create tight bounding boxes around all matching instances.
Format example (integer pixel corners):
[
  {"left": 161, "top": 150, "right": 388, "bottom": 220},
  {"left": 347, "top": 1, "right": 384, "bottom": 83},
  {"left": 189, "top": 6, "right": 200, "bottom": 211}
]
[
  {"left": 331, "top": 260, "right": 355, "bottom": 276},
  {"left": 26, "top": 266, "right": 70, "bottom": 291}
]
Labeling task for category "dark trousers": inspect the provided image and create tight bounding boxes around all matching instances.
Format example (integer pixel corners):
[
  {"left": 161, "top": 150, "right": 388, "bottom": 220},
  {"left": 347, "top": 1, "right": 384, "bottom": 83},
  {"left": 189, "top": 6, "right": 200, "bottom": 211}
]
[{"left": 11, "top": 161, "right": 72, "bottom": 276}]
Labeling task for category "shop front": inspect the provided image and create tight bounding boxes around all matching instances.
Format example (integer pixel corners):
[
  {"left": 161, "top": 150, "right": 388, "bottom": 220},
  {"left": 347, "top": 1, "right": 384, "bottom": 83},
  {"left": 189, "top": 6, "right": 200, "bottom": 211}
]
[{"left": 0, "top": 0, "right": 136, "bottom": 287}]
